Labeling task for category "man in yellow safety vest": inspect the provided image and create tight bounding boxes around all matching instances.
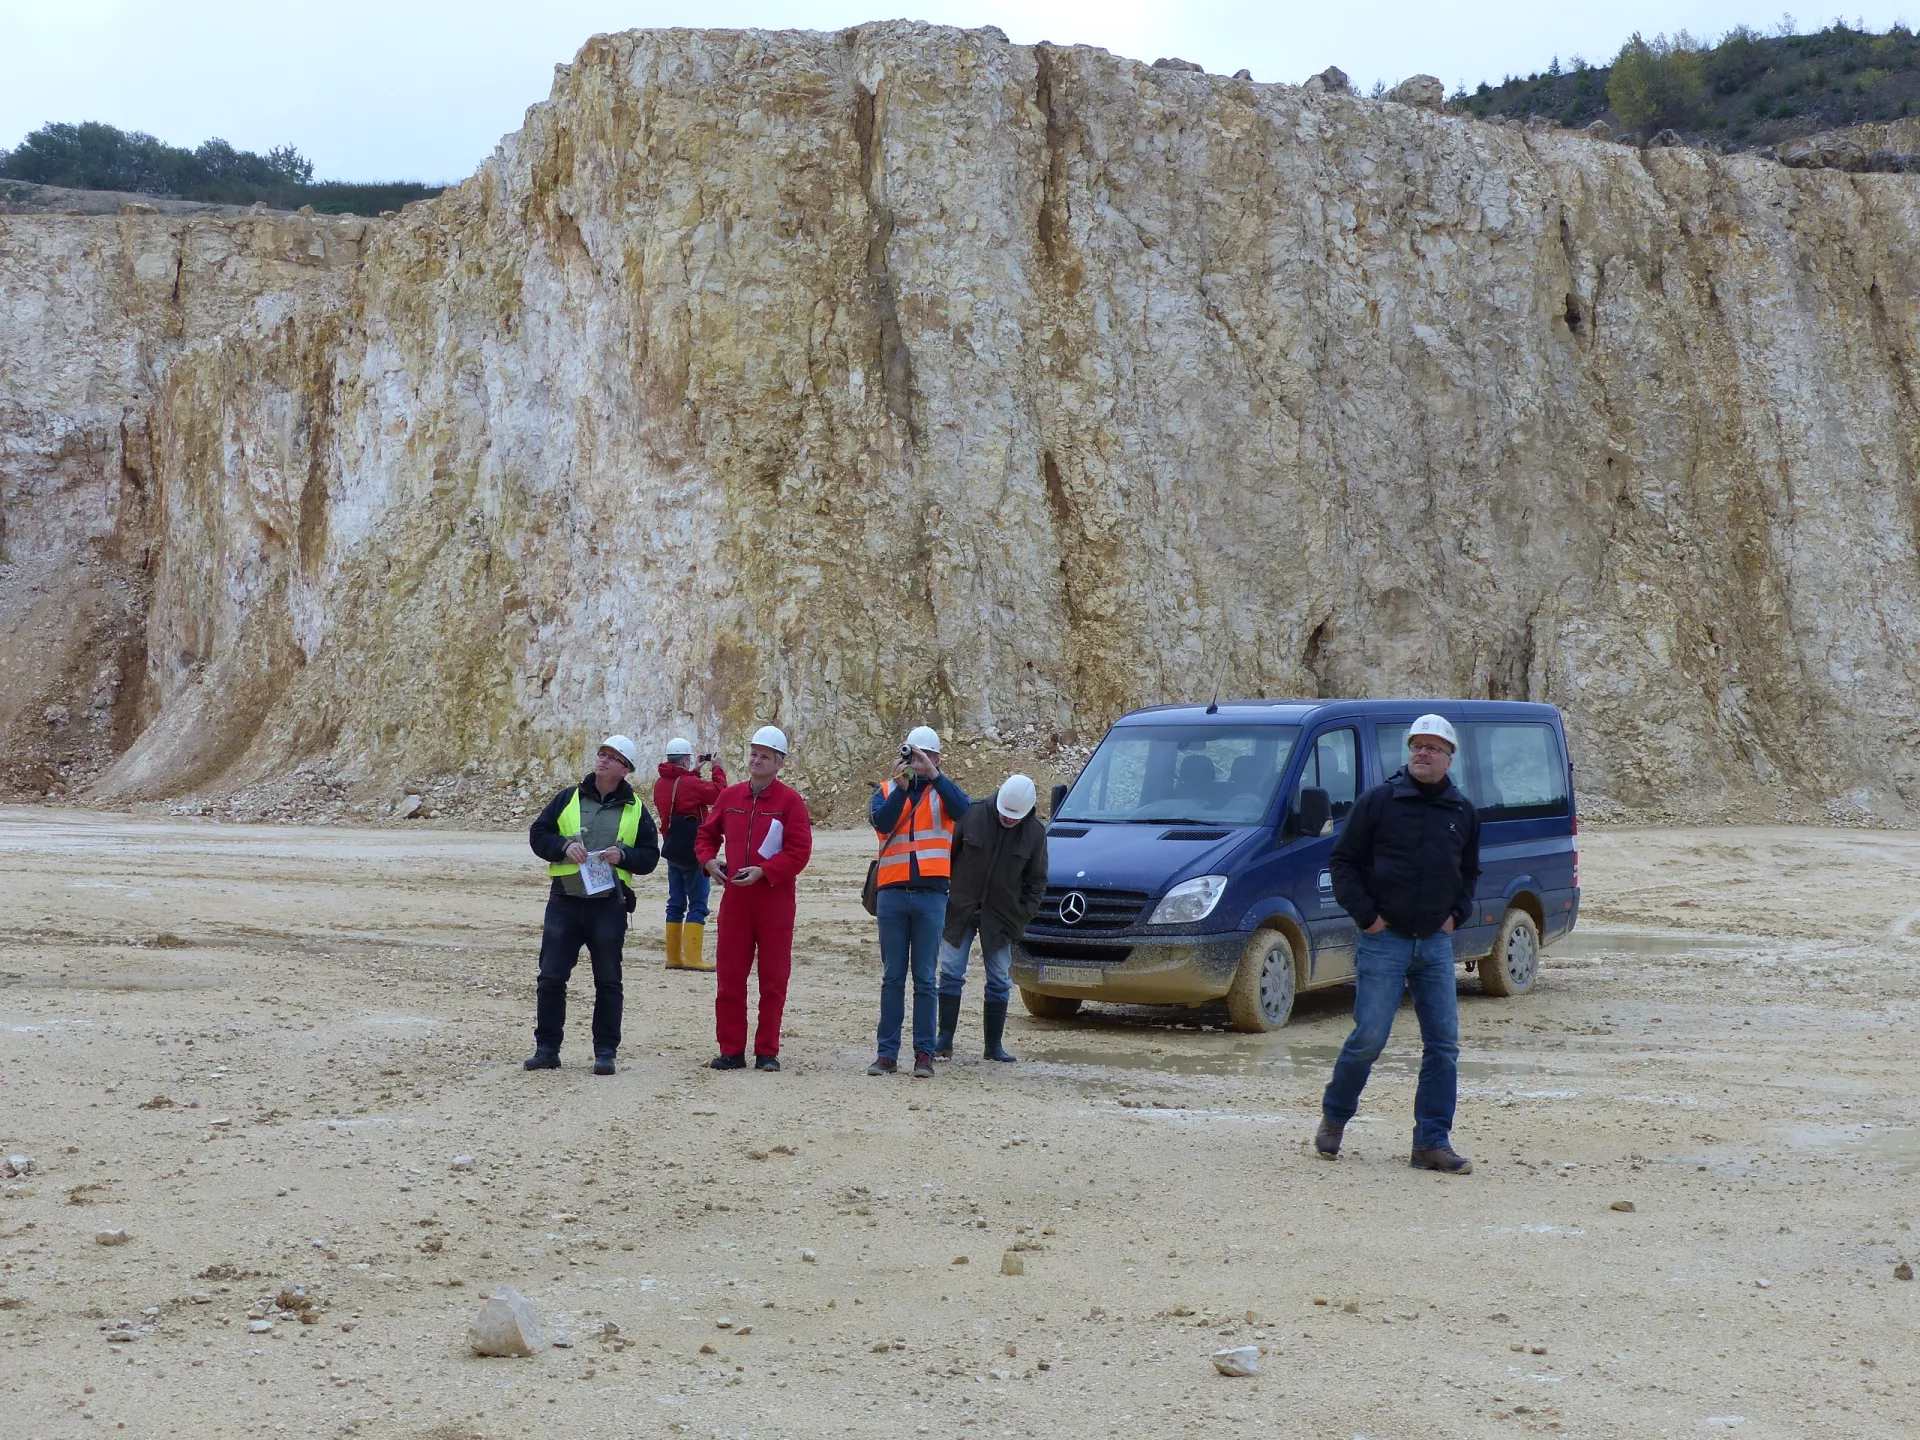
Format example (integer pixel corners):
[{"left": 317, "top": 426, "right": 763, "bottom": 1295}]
[{"left": 524, "top": 735, "right": 660, "bottom": 1075}]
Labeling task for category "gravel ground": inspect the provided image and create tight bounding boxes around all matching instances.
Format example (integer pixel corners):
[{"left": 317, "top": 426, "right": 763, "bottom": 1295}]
[{"left": 1, "top": 810, "right": 1915, "bottom": 1439}]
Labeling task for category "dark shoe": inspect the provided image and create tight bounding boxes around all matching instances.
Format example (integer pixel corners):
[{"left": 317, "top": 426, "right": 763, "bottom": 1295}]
[
  {"left": 523, "top": 1050, "right": 560, "bottom": 1071},
  {"left": 912, "top": 1051, "right": 935, "bottom": 1079},
  {"left": 1410, "top": 1145, "right": 1473, "bottom": 1174},
  {"left": 867, "top": 1056, "right": 897, "bottom": 1076},
  {"left": 1314, "top": 1117, "right": 1344, "bottom": 1159},
  {"left": 981, "top": 1000, "right": 1016, "bottom": 1063},
  {"left": 593, "top": 1054, "right": 616, "bottom": 1076},
  {"left": 709, "top": 1053, "right": 747, "bottom": 1070},
  {"left": 934, "top": 992, "right": 962, "bottom": 1058},
  {"left": 754, "top": 1054, "right": 781, "bottom": 1072}
]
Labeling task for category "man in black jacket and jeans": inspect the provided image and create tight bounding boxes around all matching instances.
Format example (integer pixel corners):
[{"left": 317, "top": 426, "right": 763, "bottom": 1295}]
[
  {"left": 1320, "top": 714, "right": 1481, "bottom": 1173},
  {"left": 934, "top": 774, "right": 1048, "bottom": 1062},
  {"left": 525, "top": 735, "right": 660, "bottom": 1075}
]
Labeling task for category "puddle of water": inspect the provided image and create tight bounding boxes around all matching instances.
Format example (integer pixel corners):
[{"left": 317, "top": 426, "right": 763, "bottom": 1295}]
[
  {"left": 0, "top": 974, "right": 225, "bottom": 992},
  {"left": 1028, "top": 1040, "right": 1547, "bottom": 1082},
  {"left": 1552, "top": 929, "right": 1753, "bottom": 957}
]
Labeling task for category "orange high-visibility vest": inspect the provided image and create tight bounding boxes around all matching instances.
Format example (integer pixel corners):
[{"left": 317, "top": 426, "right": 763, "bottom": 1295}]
[{"left": 873, "top": 780, "right": 955, "bottom": 886}]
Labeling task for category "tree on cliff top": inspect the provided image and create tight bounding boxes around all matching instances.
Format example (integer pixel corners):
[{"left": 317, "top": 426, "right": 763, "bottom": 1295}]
[
  {"left": 1607, "top": 32, "right": 1707, "bottom": 131},
  {"left": 0, "top": 120, "right": 437, "bottom": 213}
]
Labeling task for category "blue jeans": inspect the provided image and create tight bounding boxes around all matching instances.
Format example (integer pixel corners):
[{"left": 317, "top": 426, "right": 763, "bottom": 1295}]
[
  {"left": 665, "top": 860, "right": 711, "bottom": 925},
  {"left": 936, "top": 923, "right": 1013, "bottom": 1004},
  {"left": 1321, "top": 928, "right": 1460, "bottom": 1151},
  {"left": 875, "top": 887, "right": 945, "bottom": 1060}
]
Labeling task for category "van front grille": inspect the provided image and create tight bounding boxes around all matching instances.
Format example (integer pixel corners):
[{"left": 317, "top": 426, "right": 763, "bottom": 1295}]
[{"left": 1031, "top": 887, "right": 1150, "bottom": 933}]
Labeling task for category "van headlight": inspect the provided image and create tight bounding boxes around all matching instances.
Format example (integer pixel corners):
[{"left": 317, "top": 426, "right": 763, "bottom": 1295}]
[{"left": 1147, "top": 875, "right": 1228, "bottom": 925}]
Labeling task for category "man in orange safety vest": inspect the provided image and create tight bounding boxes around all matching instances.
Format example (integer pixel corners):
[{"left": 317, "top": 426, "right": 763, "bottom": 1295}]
[{"left": 865, "top": 726, "right": 970, "bottom": 1078}]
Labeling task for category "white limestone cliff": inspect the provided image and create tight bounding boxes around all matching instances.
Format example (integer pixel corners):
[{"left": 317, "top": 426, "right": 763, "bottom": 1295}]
[{"left": 3, "top": 23, "right": 1916, "bottom": 823}]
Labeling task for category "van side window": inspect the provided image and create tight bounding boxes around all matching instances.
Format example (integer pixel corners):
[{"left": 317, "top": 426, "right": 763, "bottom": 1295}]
[
  {"left": 1294, "top": 727, "right": 1358, "bottom": 822},
  {"left": 1460, "top": 723, "right": 1569, "bottom": 822}
]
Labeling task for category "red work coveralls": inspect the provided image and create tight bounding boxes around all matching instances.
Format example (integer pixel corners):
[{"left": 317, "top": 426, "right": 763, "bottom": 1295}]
[{"left": 693, "top": 777, "right": 813, "bottom": 1058}]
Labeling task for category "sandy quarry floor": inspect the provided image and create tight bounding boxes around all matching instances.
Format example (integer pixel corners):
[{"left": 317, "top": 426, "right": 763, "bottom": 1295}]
[{"left": 1, "top": 811, "right": 1916, "bottom": 1440}]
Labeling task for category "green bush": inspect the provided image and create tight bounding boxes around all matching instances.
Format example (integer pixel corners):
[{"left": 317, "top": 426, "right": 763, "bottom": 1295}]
[
  {"left": 0, "top": 120, "right": 440, "bottom": 213},
  {"left": 1608, "top": 32, "right": 1707, "bottom": 131}
]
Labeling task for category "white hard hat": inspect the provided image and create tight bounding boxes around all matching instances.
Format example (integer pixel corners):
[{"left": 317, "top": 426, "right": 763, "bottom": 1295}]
[
  {"left": 750, "top": 725, "right": 789, "bottom": 755},
  {"left": 906, "top": 725, "right": 942, "bottom": 753},
  {"left": 599, "top": 735, "right": 638, "bottom": 768},
  {"left": 996, "top": 773, "right": 1037, "bottom": 821},
  {"left": 664, "top": 737, "right": 694, "bottom": 757},
  {"left": 1407, "top": 714, "right": 1458, "bottom": 752}
]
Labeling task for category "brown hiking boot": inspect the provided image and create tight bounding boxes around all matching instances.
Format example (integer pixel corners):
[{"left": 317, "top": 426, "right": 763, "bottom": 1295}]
[
  {"left": 911, "top": 1051, "right": 935, "bottom": 1079},
  {"left": 1410, "top": 1145, "right": 1473, "bottom": 1174}
]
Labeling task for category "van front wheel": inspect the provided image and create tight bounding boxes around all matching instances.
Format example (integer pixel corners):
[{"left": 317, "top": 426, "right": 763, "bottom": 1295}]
[
  {"left": 1020, "top": 988, "right": 1082, "bottom": 1020},
  {"left": 1481, "top": 909, "right": 1541, "bottom": 997},
  {"left": 1225, "top": 929, "right": 1297, "bottom": 1032}
]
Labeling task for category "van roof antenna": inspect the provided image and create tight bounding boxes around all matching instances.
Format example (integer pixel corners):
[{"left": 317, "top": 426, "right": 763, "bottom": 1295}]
[{"left": 1205, "top": 688, "right": 1219, "bottom": 715}]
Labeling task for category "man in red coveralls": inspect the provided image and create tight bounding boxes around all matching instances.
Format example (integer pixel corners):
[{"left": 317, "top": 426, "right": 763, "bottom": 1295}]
[{"left": 695, "top": 725, "right": 813, "bottom": 1072}]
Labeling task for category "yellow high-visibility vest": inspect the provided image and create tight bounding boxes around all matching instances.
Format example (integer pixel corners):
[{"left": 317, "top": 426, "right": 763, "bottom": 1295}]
[{"left": 548, "top": 788, "right": 644, "bottom": 887}]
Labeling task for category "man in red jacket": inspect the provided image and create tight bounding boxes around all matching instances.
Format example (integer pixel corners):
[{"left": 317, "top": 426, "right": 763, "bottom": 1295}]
[
  {"left": 652, "top": 737, "right": 726, "bottom": 971},
  {"left": 695, "top": 725, "right": 813, "bottom": 1071}
]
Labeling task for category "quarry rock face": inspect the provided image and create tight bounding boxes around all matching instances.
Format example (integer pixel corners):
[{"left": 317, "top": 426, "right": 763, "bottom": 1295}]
[{"left": 3, "top": 22, "right": 1919, "bottom": 823}]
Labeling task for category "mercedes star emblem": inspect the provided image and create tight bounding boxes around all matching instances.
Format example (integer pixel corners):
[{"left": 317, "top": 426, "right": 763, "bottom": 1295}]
[{"left": 1057, "top": 891, "right": 1088, "bottom": 926}]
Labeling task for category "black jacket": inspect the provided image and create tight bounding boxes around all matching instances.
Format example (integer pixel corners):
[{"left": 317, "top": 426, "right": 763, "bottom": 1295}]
[
  {"left": 528, "top": 775, "right": 660, "bottom": 903},
  {"left": 1328, "top": 769, "right": 1481, "bottom": 938},
  {"left": 942, "top": 802, "right": 1048, "bottom": 950}
]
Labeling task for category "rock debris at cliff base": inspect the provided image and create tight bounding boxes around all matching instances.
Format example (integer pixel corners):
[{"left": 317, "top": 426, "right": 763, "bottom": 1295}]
[{"left": 2, "top": 22, "right": 1918, "bottom": 824}]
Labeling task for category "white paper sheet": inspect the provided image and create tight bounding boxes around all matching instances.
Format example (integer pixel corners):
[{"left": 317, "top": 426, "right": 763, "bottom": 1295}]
[
  {"left": 579, "top": 856, "right": 616, "bottom": 896},
  {"left": 756, "top": 819, "right": 784, "bottom": 860}
]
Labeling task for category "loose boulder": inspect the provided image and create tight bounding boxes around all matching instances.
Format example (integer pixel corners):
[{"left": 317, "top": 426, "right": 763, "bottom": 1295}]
[
  {"left": 469, "top": 1285, "right": 546, "bottom": 1357},
  {"left": 1211, "top": 1345, "right": 1260, "bottom": 1377},
  {"left": 1387, "top": 75, "right": 1445, "bottom": 109},
  {"left": 1304, "top": 65, "right": 1350, "bottom": 95}
]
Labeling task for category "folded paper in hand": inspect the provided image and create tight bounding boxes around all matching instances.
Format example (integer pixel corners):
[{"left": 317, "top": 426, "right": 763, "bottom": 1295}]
[
  {"left": 579, "top": 856, "right": 616, "bottom": 896},
  {"left": 756, "top": 820, "right": 784, "bottom": 860}
]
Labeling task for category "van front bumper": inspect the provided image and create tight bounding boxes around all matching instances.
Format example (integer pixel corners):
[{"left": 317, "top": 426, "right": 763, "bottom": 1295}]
[{"left": 1012, "top": 931, "right": 1247, "bottom": 1007}]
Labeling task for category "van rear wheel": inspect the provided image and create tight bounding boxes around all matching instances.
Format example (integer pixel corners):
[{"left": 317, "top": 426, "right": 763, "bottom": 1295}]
[
  {"left": 1225, "top": 929, "right": 1297, "bottom": 1032},
  {"left": 1020, "top": 988, "right": 1083, "bottom": 1020},
  {"left": 1481, "top": 909, "right": 1541, "bottom": 997}
]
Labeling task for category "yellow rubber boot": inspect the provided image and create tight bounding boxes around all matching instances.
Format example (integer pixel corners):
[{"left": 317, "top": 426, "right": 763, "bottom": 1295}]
[
  {"left": 681, "top": 921, "right": 713, "bottom": 971},
  {"left": 664, "top": 921, "right": 684, "bottom": 970}
]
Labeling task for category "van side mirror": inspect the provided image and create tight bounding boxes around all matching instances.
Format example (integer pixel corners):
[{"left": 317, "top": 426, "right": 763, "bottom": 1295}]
[
  {"left": 1293, "top": 787, "right": 1331, "bottom": 841},
  {"left": 1049, "top": 783, "right": 1069, "bottom": 820}
]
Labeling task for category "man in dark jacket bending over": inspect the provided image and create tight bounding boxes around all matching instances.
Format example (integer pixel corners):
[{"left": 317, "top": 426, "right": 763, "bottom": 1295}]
[
  {"left": 934, "top": 774, "right": 1048, "bottom": 1062},
  {"left": 525, "top": 735, "right": 660, "bottom": 1076},
  {"left": 1321, "top": 714, "right": 1481, "bottom": 1173}
]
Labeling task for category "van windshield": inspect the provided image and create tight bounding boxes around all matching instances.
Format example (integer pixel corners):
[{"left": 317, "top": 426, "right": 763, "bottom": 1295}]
[{"left": 1059, "top": 726, "right": 1300, "bottom": 825}]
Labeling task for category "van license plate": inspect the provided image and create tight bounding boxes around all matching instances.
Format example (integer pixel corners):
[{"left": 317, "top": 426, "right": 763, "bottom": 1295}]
[{"left": 1041, "top": 965, "right": 1103, "bottom": 987}]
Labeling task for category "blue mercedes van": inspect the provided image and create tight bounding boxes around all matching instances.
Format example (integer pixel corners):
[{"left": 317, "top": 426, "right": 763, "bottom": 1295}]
[{"left": 1013, "top": 699, "right": 1579, "bottom": 1030}]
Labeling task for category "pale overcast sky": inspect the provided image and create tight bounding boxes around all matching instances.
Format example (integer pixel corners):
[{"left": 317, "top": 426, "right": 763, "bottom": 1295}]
[{"left": 3, "top": 2, "right": 1913, "bottom": 182}]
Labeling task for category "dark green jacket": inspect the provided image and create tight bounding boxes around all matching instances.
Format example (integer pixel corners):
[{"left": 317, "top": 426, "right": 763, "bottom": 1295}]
[{"left": 941, "top": 802, "right": 1048, "bottom": 951}]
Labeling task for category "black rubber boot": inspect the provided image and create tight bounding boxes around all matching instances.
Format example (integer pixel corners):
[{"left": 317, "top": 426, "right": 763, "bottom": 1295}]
[
  {"left": 1315, "top": 1116, "right": 1344, "bottom": 1159},
  {"left": 934, "top": 992, "right": 962, "bottom": 1059},
  {"left": 982, "top": 1001, "right": 1016, "bottom": 1063},
  {"left": 523, "top": 1050, "right": 560, "bottom": 1071},
  {"left": 593, "top": 1053, "right": 616, "bottom": 1076}
]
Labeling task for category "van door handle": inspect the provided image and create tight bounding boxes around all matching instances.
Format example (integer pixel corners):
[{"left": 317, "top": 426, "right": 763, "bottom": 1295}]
[{"left": 1317, "top": 870, "right": 1334, "bottom": 892}]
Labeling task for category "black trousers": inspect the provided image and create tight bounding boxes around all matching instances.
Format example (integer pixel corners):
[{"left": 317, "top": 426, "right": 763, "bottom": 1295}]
[{"left": 533, "top": 892, "right": 627, "bottom": 1055}]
